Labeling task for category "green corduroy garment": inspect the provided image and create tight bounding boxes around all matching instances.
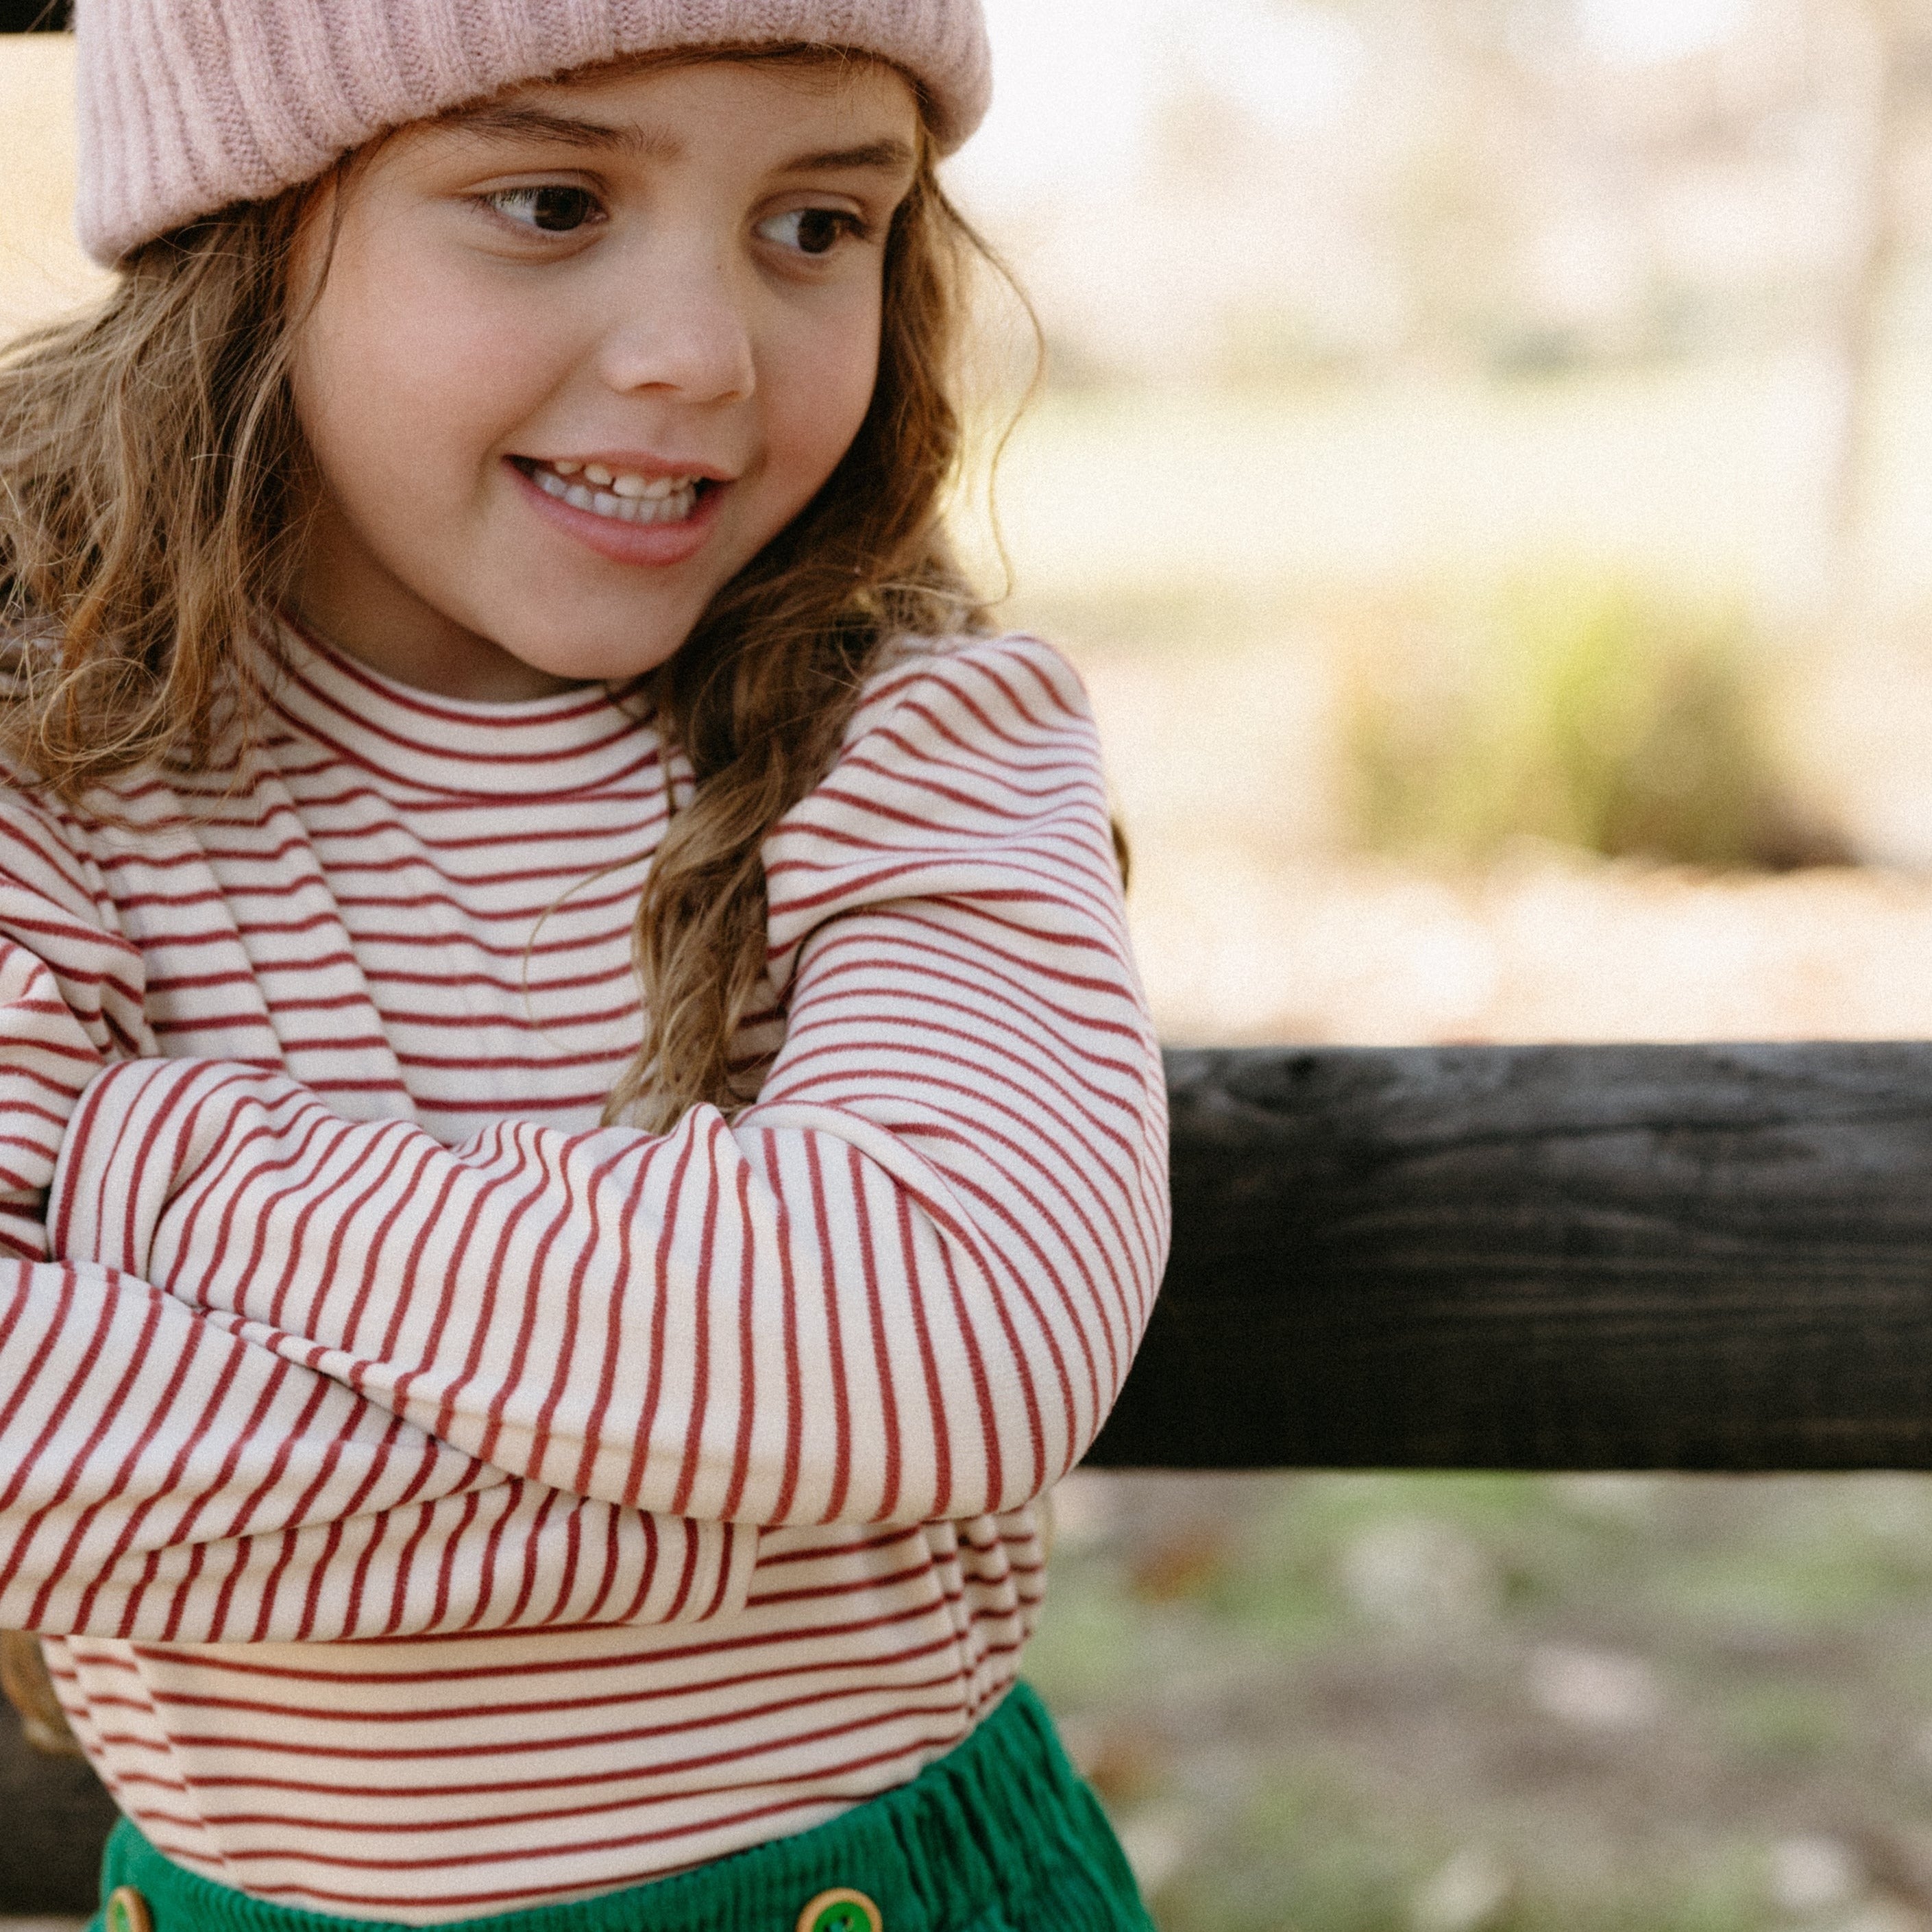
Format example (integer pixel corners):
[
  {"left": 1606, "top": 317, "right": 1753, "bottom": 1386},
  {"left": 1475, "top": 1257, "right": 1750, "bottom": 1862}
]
[{"left": 90, "top": 1684, "right": 1154, "bottom": 1932}]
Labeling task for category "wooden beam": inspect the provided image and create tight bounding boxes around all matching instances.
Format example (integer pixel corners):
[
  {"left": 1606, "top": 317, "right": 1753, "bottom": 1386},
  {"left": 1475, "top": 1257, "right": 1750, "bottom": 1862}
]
[
  {"left": 1086, "top": 1042, "right": 1932, "bottom": 1471},
  {"left": 0, "top": 1713, "right": 115, "bottom": 1913}
]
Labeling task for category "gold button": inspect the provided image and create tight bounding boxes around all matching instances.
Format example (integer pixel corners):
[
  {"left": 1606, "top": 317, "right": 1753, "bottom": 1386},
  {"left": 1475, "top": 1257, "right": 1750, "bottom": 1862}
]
[
  {"left": 104, "top": 1887, "right": 153, "bottom": 1932},
  {"left": 796, "top": 1887, "right": 883, "bottom": 1932}
]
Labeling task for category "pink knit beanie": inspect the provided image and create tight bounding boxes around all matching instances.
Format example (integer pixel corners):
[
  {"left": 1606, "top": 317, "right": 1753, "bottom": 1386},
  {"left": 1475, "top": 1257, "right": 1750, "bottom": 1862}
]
[{"left": 72, "top": 0, "right": 991, "bottom": 265}]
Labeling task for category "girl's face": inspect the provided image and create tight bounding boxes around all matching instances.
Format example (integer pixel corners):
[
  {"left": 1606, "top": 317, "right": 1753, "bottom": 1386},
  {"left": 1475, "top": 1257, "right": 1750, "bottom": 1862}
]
[{"left": 286, "top": 57, "right": 921, "bottom": 702}]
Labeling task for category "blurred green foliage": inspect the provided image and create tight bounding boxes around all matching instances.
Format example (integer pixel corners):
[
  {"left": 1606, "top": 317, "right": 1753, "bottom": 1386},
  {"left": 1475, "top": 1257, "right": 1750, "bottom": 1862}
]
[{"left": 1343, "top": 580, "right": 1839, "bottom": 870}]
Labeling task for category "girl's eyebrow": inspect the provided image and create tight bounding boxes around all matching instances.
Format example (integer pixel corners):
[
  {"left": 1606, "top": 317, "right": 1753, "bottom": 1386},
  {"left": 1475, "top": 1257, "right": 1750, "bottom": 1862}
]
[
  {"left": 439, "top": 105, "right": 915, "bottom": 179},
  {"left": 776, "top": 138, "right": 918, "bottom": 176},
  {"left": 440, "top": 103, "right": 671, "bottom": 154}
]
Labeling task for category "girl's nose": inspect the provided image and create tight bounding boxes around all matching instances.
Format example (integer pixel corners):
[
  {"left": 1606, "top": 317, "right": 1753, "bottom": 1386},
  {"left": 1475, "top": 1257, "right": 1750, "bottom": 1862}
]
[{"left": 596, "top": 245, "right": 757, "bottom": 406}]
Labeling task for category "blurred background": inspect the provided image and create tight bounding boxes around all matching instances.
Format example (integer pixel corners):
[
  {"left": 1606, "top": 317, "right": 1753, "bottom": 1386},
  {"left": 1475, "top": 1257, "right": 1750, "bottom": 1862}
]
[{"left": 16, "top": 1, "right": 1932, "bottom": 1926}]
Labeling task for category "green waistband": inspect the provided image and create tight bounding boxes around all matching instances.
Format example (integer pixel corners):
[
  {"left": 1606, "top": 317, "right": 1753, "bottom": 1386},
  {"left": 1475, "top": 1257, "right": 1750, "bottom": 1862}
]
[{"left": 93, "top": 1683, "right": 1151, "bottom": 1932}]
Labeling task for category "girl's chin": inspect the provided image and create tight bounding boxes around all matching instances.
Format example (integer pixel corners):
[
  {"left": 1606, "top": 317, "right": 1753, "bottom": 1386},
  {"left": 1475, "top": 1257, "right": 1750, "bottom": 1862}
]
[
  {"left": 507, "top": 457, "right": 727, "bottom": 568},
  {"left": 482, "top": 601, "right": 702, "bottom": 689}
]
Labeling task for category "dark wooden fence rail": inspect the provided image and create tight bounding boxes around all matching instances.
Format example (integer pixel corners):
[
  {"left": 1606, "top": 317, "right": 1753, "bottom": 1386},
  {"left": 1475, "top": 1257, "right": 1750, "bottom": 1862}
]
[
  {"left": 0, "top": 2, "right": 69, "bottom": 30},
  {"left": 1090, "top": 1044, "right": 1932, "bottom": 1470},
  {"left": 10, "top": 1040, "right": 1932, "bottom": 1911}
]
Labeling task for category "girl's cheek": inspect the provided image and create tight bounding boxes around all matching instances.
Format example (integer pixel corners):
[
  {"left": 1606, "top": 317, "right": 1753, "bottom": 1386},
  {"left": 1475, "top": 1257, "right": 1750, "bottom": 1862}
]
[
  {"left": 319, "top": 225, "right": 546, "bottom": 435},
  {"left": 780, "top": 302, "right": 885, "bottom": 467}
]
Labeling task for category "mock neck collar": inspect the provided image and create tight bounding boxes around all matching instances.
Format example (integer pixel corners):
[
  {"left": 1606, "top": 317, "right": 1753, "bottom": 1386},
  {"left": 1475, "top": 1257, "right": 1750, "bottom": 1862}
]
[{"left": 268, "top": 617, "right": 663, "bottom": 798}]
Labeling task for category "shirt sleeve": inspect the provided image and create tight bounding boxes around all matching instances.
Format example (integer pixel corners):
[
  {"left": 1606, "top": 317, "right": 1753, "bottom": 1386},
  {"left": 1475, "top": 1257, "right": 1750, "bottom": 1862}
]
[
  {"left": 0, "top": 796, "right": 752, "bottom": 1641},
  {"left": 48, "top": 635, "right": 1172, "bottom": 1531}
]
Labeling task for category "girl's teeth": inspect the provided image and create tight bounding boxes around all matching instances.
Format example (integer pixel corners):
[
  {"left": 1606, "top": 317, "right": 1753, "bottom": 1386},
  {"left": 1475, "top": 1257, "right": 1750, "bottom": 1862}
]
[
  {"left": 531, "top": 463, "right": 700, "bottom": 525},
  {"left": 584, "top": 463, "right": 614, "bottom": 486}
]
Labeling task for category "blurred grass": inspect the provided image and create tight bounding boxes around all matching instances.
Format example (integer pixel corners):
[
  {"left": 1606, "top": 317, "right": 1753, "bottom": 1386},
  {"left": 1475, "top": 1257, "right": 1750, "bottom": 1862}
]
[
  {"left": 1036, "top": 1473, "right": 1932, "bottom": 1932},
  {"left": 972, "top": 360, "right": 1932, "bottom": 625},
  {"left": 964, "top": 371, "right": 1932, "bottom": 875}
]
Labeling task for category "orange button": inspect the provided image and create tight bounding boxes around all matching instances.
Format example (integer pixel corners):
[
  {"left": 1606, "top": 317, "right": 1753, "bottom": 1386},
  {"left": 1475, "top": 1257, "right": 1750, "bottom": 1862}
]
[
  {"left": 796, "top": 1887, "right": 883, "bottom": 1932},
  {"left": 104, "top": 1887, "right": 153, "bottom": 1932}
]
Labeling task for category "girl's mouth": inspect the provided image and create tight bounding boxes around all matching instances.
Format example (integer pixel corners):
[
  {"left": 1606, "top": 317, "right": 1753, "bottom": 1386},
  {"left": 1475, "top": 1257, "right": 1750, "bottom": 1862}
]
[{"left": 513, "top": 457, "right": 709, "bottom": 526}]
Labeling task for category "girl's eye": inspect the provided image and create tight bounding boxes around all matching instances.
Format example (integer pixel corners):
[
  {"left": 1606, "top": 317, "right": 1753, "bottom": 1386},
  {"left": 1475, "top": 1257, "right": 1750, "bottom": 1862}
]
[
  {"left": 757, "top": 208, "right": 863, "bottom": 257},
  {"left": 486, "top": 186, "right": 602, "bottom": 234}
]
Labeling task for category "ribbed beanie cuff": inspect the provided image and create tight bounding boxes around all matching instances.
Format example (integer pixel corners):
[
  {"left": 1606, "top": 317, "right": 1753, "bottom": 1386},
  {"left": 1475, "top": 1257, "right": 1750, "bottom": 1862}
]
[{"left": 73, "top": 0, "right": 990, "bottom": 264}]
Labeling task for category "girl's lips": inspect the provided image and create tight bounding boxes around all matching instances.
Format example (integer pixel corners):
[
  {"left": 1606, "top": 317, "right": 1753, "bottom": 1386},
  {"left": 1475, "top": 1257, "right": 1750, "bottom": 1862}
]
[{"left": 506, "top": 456, "right": 726, "bottom": 567}]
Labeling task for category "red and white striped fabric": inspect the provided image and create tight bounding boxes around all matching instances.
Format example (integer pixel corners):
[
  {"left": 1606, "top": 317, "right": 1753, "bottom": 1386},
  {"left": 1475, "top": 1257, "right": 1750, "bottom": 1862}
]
[{"left": 0, "top": 622, "right": 1168, "bottom": 1922}]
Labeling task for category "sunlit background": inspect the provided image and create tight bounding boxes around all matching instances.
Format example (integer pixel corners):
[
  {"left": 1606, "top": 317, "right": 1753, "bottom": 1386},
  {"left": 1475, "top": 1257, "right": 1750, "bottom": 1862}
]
[{"left": 19, "top": 3, "right": 1932, "bottom": 1927}]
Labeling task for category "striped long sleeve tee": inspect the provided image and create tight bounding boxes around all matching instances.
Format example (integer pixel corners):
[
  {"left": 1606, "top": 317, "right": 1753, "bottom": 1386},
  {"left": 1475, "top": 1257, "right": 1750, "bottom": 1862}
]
[{"left": 0, "top": 622, "right": 1169, "bottom": 1921}]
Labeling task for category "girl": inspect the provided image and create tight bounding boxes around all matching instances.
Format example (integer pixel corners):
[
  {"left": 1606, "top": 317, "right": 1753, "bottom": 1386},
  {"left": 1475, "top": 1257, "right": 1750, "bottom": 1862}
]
[{"left": 0, "top": 4, "right": 1169, "bottom": 1931}]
